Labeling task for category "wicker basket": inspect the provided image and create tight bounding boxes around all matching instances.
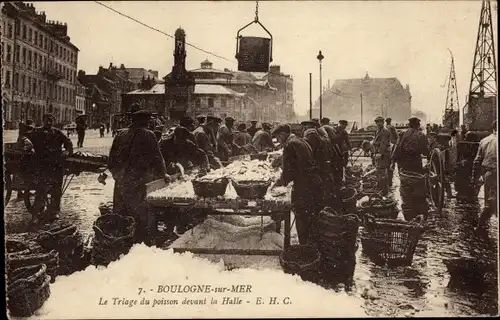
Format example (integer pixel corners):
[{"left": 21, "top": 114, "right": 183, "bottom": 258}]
[
  {"left": 231, "top": 180, "right": 271, "bottom": 199},
  {"left": 250, "top": 152, "right": 268, "bottom": 161},
  {"left": 279, "top": 245, "right": 321, "bottom": 281},
  {"left": 361, "top": 214, "right": 424, "bottom": 266},
  {"left": 359, "top": 195, "right": 398, "bottom": 219},
  {"left": 7, "top": 264, "right": 51, "bottom": 317},
  {"left": 93, "top": 214, "right": 137, "bottom": 245},
  {"left": 192, "top": 177, "right": 229, "bottom": 198},
  {"left": 8, "top": 274, "right": 51, "bottom": 317},
  {"left": 339, "top": 187, "right": 358, "bottom": 213}
]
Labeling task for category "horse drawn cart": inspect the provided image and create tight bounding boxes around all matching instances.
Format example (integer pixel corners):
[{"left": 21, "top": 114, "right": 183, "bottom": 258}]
[{"left": 4, "top": 142, "right": 108, "bottom": 217}]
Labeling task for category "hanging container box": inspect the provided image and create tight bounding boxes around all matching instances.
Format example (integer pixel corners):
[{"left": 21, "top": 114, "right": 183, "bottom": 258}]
[{"left": 236, "top": 36, "right": 272, "bottom": 72}]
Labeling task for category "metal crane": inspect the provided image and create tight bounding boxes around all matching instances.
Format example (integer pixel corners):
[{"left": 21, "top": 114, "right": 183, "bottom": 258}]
[
  {"left": 442, "top": 49, "right": 460, "bottom": 130},
  {"left": 463, "top": 0, "right": 497, "bottom": 134}
]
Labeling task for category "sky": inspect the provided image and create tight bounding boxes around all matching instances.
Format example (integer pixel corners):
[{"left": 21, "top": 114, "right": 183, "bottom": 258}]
[{"left": 31, "top": 0, "right": 498, "bottom": 122}]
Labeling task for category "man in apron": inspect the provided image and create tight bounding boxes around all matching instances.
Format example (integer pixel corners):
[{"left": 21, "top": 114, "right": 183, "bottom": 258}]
[{"left": 271, "top": 124, "right": 325, "bottom": 245}]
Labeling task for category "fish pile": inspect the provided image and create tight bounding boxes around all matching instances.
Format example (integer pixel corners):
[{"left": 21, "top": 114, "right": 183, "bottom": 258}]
[{"left": 196, "top": 160, "right": 279, "bottom": 183}]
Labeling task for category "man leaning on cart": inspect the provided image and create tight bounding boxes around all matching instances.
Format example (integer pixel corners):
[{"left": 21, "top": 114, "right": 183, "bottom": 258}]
[{"left": 23, "top": 113, "right": 74, "bottom": 222}]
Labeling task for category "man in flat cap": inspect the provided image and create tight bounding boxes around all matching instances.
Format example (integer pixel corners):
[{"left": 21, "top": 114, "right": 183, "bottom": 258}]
[
  {"left": 318, "top": 118, "right": 345, "bottom": 191},
  {"left": 337, "top": 120, "right": 352, "bottom": 168},
  {"left": 108, "top": 109, "right": 170, "bottom": 245},
  {"left": 217, "top": 116, "right": 238, "bottom": 161},
  {"left": 370, "top": 116, "right": 391, "bottom": 195},
  {"left": 248, "top": 120, "right": 259, "bottom": 138},
  {"left": 472, "top": 120, "right": 497, "bottom": 232},
  {"left": 391, "top": 116, "right": 430, "bottom": 221},
  {"left": 303, "top": 125, "right": 337, "bottom": 206},
  {"left": 252, "top": 122, "right": 275, "bottom": 152},
  {"left": 25, "top": 113, "right": 73, "bottom": 222},
  {"left": 233, "top": 123, "right": 253, "bottom": 150},
  {"left": 193, "top": 115, "right": 222, "bottom": 169},
  {"left": 271, "top": 124, "right": 324, "bottom": 245},
  {"left": 195, "top": 115, "right": 206, "bottom": 128}
]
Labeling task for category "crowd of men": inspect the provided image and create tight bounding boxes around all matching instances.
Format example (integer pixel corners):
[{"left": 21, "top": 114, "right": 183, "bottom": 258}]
[{"left": 13, "top": 104, "right": 497, "bottom": 244}]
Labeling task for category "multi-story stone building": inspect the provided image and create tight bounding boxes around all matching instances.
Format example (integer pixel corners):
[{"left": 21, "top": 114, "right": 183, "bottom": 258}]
[
  {"left": 268, "top": 65, "right": 294, "bottom": 123},
  {"left": 114, "top": 64, "right": 159, "bottom": 90},
  {"left": 1, "top": 2, "right": 79, "bottom": 128},
  {"left": 75, "top": 78, "right": 85, "bottom": 116},
  {"left": 313, "top": 73, "right": 412, "bottom": 127}
]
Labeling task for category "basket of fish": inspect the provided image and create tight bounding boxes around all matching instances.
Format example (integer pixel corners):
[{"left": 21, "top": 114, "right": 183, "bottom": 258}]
[
  {"left": 232, "top": 180, "right": 271, "bottom": 199},
  {"left": 192, "top": 176, "right": 229, "bottom": 198},
  {"left": 359, "top": 194, "right": 398, "bottom": 219}
]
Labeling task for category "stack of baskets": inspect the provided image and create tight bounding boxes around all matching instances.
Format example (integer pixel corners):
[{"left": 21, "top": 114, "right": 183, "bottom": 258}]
[
  {"left": 192, "top": 177, "right": 229, "bottom": 198},
  {"left": 91, "top": 214, "right": 137, "bottom": 266},
  {"left": 231, "top": 180, "right": 271, "bottom": 199},
  {"left": 339, "top": 187, "right": 358, "bottom": 214},
  {"left": 361, "top": 214, "right": 424, "bottom": 266},
  {"left": 36, "top": 223, "right": 85, "bottom": 275},
  {"left": 7, "top": 241, "right": 59, "bottom": 283},
  {"left": 359, "top": 194, "right": 398, "bottom": 219},
  {"left": 7, "top": 264, "right": 51, "bottom": 317},
  {"left": 309, "top": 207, "right": 361, "bottom": 278},
  {"left": 345, "top": 166, "right": 363, "bottom": 192},
  {"left": 279, "top": 245, "right": 322, "bottom": 282}
]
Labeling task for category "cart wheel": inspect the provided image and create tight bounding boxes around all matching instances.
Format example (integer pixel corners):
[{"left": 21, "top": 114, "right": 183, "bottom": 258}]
[
  {"left": 429, "top": 149, "right": 445, "bottom": 214},
  {"left": 4, "top": 172, "right": 13, "bottom": 206}
]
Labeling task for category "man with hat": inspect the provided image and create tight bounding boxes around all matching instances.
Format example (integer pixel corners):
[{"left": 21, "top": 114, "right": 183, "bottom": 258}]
[
  {"left": 318, "top": 118, "right": 345, "bottom": 191},
  {"left": 248, "top": 120, "right": 259, "bottom": 138},
  {"left": 472, "top": 120, "right": 497, "bottom": 232},
  {"left": 217, "top": 116, "right": 238, "bottom": 161},
  {"left": 370, "top": 116, "right": 392, "bottom": 194},
  {"left": 303, "top": 125, "right": 337, "bottom": 206},
  {"left": 271, "top": 124, "right": 324, "bottom": 245},
  {"left": 26, "top": 113, "right": 73, "bottom": 222},
  {"left": 385, "top": 118, "right": 398, "bottom": 186},
  {"left": 311, "top": 118, "right": 321, "bottom": 129},
  {"left": 233, "top": 123, "right": 253, "bottom": 149},
  {"left": 179, "top": 116, "right": 196, "bottom": 143},
  {"left": 206, "top": 115, "right": 221, "bottom": 149},
  {"left": 337, "top": 120, "right": 352, "bottom": 168},
  {"left": 16, "top": 120, "right": 36, "bottom": 200},
  {"left": 193, "top": 115, "right": 222, "bottom": 169},
  {"left": 108, "top": 109, "right": 170, "bottom": 245},
  {"left": 195, "top": 115, "right": 206, "bottom": 129},
  {"left": 252, "top": 122, "right": 275, "bottom": 152},
  {"left": 391, "top": 116, "right": 430, "bottom": 221}
]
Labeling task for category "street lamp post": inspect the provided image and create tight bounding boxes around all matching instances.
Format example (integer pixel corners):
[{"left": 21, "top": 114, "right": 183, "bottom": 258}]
[
  {"left": 317, "top": 50, "right": 324, "bottom": 120},
  {"left": 92, "top": 103, "right": 96, "bottom": 127}
]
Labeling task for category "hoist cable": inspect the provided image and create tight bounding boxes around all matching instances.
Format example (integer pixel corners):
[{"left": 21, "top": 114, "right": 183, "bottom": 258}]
[
  {"left": 94, "top": 1, "right": 233, "bottom": 62},
  {"left": 255, "top": 1, "right": 259, "bottom": 22}
]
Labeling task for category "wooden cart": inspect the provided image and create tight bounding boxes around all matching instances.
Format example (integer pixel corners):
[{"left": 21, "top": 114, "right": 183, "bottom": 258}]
[
  {"left": 4, "top": 143, "right": 107, "bottom": 216},
  {"left": 145, "top": 178, "right": 292, "bottom": 256}
]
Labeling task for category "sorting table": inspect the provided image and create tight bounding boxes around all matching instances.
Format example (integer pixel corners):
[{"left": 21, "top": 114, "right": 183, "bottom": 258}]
[{"left": 145, "top": 178, "right": 292, "bottom": 256}]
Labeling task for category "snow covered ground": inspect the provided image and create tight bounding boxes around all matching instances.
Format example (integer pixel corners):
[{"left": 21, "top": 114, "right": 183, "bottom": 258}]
[{"left": 30, "top": 244, "right": 367, "bottom": 319}]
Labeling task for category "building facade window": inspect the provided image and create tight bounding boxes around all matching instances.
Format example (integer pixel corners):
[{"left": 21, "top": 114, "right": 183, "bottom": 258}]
[
  {"left": 34, "top": 31, "right": 38, "bottom": 45},
  {"left": 195, "top": 98, "right": 201, "bottom": 108},
  {"left": 208, "top": 97, "right": 214, "bottom": 108},
  {"left": 221, "top": 98, "right": 227, "bottom": 109},
  {"left": 22, "top": 24, "right": 26, "bottom": 39},
  {"left": 14, "top": 72, "right": 19, "bottom": 90},
  {"left": 6, "top": 44, "right": 12, "bottom": 62},
  {"left": 15, "top": 45, "right": 20, "bottom": 62},
  {"left": 8, "top": 24, "right": 13, "bottom": 38},
  {"left": 15, "top": 20, "right": 20, "bottom": 36},
  {"left": 22, "top": 47, "right": 26, "bottom": 64},
  {"left": 5, "top": 70, "right": 11, "bottom": 87},
  {"left": 27, "top": 50, "right": 32, "bottom": 67},
  {"left": 28, "top": 27, "right": 32, "bottom": 42},
  {"left": 21, "top": 74, "right": 25, "bottom": 92}
]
